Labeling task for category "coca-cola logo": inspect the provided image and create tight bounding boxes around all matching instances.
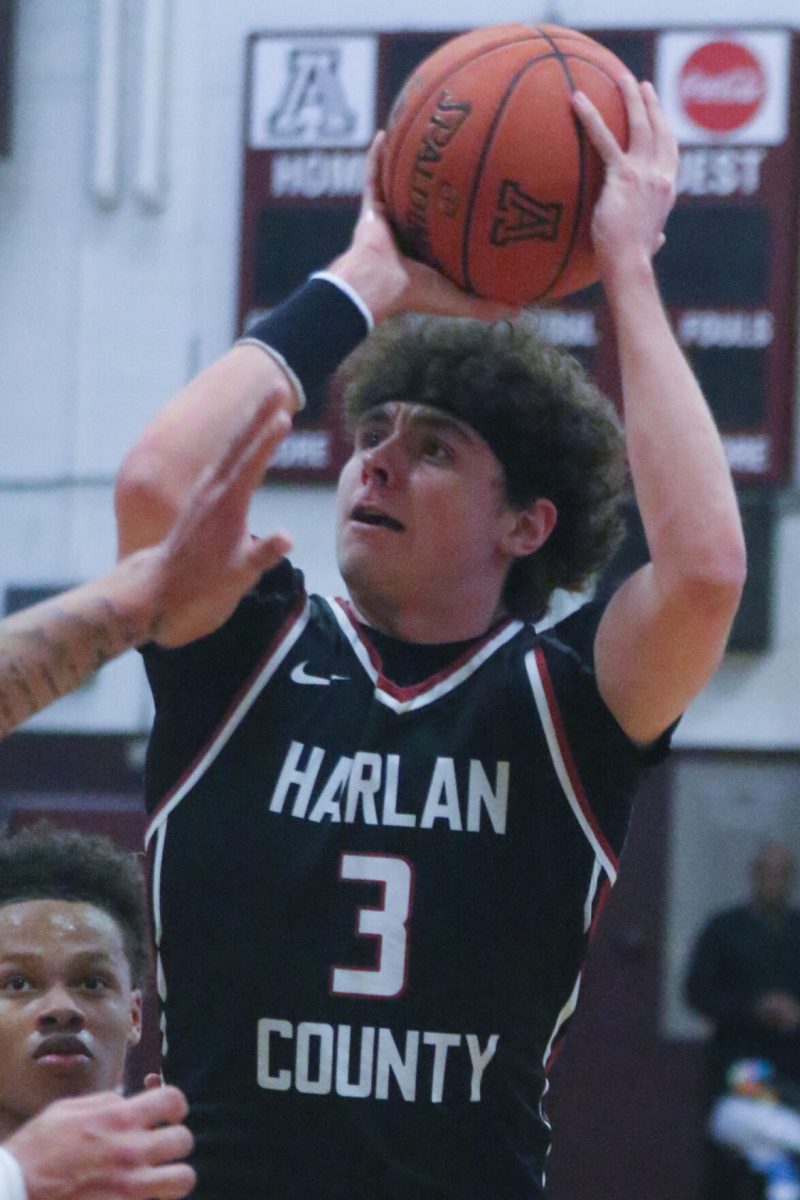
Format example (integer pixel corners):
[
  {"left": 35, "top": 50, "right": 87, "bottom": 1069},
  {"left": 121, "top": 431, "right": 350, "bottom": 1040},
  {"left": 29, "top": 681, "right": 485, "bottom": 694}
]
[{"left": 679, "top": 40, "right": 765, "bottom": 133}]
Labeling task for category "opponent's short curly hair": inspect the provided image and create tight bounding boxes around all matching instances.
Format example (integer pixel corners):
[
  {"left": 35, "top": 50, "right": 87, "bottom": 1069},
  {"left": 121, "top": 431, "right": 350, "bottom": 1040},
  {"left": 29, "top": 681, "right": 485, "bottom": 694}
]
[
  {"left": 340, "top": 314, "right": 627, "bottom": 622},
  {"left": 0, "top": 823, "right": 150, "bottom": 987}
]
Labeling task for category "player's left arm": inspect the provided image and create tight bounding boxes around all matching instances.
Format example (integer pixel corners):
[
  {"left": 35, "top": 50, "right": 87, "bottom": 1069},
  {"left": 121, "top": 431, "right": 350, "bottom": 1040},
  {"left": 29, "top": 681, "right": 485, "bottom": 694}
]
[{"left": 572, "top": 76, "right": 746, "bottom": 746}]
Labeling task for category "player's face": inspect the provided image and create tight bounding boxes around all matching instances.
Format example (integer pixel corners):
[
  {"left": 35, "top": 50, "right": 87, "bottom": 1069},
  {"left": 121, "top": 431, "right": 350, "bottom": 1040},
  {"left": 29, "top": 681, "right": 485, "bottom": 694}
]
[
  {"left": 336, "top": 402, "right": 530, "bottom": 636},
  {"left": 0, "top": 899, "right": 142, "bottom": 1136}
]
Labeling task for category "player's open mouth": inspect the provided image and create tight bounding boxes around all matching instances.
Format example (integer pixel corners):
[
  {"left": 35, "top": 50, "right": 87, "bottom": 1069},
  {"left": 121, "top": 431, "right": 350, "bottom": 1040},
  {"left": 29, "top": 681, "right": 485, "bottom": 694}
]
[{"left": 351, "top": 506, "right": 404, "bottom": 532}]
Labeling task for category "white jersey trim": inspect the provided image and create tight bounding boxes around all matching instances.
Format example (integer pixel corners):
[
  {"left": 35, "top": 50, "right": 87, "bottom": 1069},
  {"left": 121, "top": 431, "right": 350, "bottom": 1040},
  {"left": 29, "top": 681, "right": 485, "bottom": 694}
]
[
  {"left": 584, "top": 857, "right": 603, "bottom": 933},
  {"left": 328, "top": 598, "right": 525, "bottom": 714},
  {"left": 524, "top": 648, "right": 618, "bottom": 885},
  {"left": 540, "top": 860, "right": 604, "bottom": 1084}
]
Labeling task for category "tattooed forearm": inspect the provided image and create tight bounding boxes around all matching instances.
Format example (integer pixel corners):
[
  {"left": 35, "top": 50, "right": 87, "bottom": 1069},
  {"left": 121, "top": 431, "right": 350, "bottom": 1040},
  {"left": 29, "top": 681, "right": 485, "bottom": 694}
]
[{"left": 0, "top": 595, "right": 147, "bottom": 737}]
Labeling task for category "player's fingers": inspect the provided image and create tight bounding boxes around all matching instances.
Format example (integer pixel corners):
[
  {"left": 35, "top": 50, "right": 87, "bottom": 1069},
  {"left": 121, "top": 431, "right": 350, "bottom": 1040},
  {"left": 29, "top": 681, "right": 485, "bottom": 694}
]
[
  {"left": 185, "top": 411, "right": 264, "bottom": 506},
  {"left": 232, "top": 407, "right": 292, "bottom": 491},
  {"left": 571, "top": 89, "right": 624, "bottom": 163},
  {"left": 359, "top": 131, "right": 387, "bottom": 220},
  {"left": 405, "top": 259, "right": 518, "bottom": 319},
  {"left": 118, "top": 1162, "right": 197, "bottom": 1200},
  {"left": 245, "top": 532, "right": 293, "bottom": 576},
  {"left": 135, "top": 1122, "right": 194, "bottom": 1165},
  {"left": 208, "top": 400, "right": 288, "bottom": 489},
  {"left": 618, "top": 72, "right": 653, "bottom": 153},
  {"left": 143, "top": 1071, "right": 163, "bottom": 1090},
  {"left": 641, "top": 80, "right": 679, "bottom": 174},
  {"left": 122, "top": 1084, "right": 190, "bottom": 1128},
  {"left": 458, "top": 294, "right": 520, "bottom": 320},
  {"left": 199, "top": 407, "right": 290, "bottom": 519}
]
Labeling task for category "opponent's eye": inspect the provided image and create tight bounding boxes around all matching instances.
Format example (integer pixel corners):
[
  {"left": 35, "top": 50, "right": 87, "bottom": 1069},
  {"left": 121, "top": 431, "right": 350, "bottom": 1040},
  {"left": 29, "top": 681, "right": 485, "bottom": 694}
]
[
  {"left": 79, "top": 974, "right": 111, "bottom": 992},
  {"left": 2, "top": 974, "right": 33, "bottom": 993}
]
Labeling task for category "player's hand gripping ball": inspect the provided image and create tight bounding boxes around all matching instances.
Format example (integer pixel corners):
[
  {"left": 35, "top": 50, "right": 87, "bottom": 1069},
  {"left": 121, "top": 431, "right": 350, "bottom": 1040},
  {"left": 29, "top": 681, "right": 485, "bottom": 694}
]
[{"left": 382, "top": 23, "right": 630, "bottom": 305}]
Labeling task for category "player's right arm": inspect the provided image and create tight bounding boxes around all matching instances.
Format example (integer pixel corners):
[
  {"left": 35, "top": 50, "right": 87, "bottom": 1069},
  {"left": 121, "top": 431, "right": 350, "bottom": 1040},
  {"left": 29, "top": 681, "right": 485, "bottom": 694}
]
[
  {"left": 115, "top": 135, "right": 513, "bottom": 560},
  {"left": 115, "top": 342, "right": 297, "bottom": 557}
]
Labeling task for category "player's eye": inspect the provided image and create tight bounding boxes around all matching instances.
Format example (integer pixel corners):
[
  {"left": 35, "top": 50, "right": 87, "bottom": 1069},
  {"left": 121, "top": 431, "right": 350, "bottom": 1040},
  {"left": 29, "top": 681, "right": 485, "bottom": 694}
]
[
  {"left": 79, "top": 975, "right": 111, "bottom": 992},
  {"left": 356, "top": 426, "right": 384, "bottom": 450},
  {"left": 421, "top": 436, "right": 451, "bottom": 463},
  {"left": 2, "top": 974, "right": 33, "bottom": 992}
]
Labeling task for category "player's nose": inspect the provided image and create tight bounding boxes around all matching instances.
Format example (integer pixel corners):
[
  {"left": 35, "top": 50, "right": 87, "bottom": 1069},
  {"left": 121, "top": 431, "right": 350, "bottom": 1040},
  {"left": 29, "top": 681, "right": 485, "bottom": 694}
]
[
  {"left": 36, "top": 985, "right": 87, "bottom": 1031},
  {"left": 360, "top": 436, "right": 402, "bottom": 486}
]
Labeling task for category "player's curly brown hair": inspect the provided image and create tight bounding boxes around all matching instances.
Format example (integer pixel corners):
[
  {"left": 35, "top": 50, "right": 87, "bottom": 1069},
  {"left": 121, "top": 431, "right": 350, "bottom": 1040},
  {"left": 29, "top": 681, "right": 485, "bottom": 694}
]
[
  {"left": 0, "top": 822, "right": 150, "bottom": 987},
  {"left": 340, "top": 314, "right": 627, "bottom": 622}
]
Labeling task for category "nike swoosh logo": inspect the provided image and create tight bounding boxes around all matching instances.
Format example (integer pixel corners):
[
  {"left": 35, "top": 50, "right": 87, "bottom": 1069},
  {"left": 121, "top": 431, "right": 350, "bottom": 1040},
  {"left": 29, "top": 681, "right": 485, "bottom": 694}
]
[{"left": 290, "top": 661, "right": 349, "bottom": 687}]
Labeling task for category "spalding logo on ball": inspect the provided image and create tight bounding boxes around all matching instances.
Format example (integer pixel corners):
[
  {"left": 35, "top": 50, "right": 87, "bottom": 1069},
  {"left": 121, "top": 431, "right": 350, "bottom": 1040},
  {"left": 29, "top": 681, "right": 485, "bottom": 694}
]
[{"left": 382, "top": 23, "right": 630, "bottom": 305}]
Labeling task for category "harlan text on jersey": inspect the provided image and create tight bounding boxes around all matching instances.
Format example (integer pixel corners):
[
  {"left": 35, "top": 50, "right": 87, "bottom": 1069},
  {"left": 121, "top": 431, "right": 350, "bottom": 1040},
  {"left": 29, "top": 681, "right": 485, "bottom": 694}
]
[{"left": 269, "top": 741, "right": 509, "bottom": 833}]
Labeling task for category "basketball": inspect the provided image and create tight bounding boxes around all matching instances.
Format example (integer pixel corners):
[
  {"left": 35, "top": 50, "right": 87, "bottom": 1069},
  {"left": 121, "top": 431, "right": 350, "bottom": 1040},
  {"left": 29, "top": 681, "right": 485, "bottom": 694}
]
[{"left": 382, "top": 23, "right": 630, "bottom": 305}]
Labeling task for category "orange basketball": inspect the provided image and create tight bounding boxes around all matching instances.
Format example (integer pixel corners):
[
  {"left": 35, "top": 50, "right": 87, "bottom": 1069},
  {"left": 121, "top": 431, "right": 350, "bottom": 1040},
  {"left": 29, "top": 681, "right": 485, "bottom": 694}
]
[{"left": 382, "top": 23, "right": 629, "bottom": 305}]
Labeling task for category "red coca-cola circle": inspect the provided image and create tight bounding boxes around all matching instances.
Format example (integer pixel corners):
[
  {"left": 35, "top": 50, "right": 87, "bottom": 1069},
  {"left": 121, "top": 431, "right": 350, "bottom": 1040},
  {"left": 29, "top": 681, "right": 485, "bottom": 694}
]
[{"left": 679, "top": 40, "right": 765, "bottom": 133}]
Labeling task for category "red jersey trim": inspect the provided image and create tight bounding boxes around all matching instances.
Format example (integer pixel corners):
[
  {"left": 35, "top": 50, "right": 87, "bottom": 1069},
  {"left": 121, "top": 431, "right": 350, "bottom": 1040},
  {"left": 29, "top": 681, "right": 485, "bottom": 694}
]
[{"left": 330, "top": 598, "right": 524, "bottom": 713}]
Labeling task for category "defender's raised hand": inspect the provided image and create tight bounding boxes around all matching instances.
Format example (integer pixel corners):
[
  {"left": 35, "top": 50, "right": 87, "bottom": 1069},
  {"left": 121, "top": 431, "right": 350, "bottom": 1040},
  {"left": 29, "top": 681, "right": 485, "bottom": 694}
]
[{"left": 146, "top": 402, "right": 293, "bottom": 647}]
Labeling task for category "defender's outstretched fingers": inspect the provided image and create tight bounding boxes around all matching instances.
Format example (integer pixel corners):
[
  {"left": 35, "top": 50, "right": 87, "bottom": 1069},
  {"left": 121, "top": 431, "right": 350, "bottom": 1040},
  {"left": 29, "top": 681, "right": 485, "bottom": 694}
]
[
  {"left": 171, "top": 406, "right": 292, "bottom": 560},
  {"left": 233, "top": 406, "right": 292, "bottom": 492},
  {"left": 206, "top": 403, "right": 290, "bottom": 495},
  {"left": 245, "top": 531, "right": 293, "bottom": 576}
]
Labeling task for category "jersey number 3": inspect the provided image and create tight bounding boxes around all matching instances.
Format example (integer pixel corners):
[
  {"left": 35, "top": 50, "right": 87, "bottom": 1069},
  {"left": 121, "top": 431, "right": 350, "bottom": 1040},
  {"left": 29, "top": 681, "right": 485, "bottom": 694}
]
[{"left": 330, "top": 853, "right": 413, "bottom": 999}]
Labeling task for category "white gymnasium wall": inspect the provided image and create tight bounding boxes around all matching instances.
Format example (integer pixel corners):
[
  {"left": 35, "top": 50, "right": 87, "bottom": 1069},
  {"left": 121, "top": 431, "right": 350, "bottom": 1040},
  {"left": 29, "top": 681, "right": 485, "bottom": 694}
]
[{"left": 0, "top": 0, "right": 798, "bottom": 738}]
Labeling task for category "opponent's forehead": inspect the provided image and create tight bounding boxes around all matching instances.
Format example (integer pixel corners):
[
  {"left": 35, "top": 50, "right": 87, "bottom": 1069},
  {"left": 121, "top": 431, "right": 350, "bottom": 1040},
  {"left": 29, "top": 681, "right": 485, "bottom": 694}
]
[{"left": 0, "top": 898, "right": 127, "bottom": 960}]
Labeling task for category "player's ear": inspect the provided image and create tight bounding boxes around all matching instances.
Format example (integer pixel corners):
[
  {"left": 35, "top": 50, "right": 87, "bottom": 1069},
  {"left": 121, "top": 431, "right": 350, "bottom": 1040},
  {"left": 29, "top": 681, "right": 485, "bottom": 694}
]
[
  {"left": 501, "top": 498, "right": 557, "bottom": 559},
  {"left": 128, "top": 989, "right": 143, "bottom": 1047}
]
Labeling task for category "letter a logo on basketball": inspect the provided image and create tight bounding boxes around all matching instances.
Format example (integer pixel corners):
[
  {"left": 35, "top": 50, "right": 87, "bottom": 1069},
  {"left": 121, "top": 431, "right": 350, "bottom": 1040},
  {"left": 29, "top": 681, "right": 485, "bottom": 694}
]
[{"left": 490, "top": 180, "right": 563, "bottom": 246}]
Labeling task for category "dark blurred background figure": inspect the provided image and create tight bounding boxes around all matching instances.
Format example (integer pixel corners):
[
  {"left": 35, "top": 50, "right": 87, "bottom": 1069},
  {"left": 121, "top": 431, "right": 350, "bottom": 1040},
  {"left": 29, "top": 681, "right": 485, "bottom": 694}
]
[{"left": 685, "top": 841, "right": 800, "bottom": 1199}]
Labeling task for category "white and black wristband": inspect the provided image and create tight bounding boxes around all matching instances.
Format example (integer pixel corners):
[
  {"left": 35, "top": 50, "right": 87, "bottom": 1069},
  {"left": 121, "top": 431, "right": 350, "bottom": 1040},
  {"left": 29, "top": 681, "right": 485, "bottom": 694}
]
[{"left": 237, "top": 273, "right": 374, "bottom": 416}]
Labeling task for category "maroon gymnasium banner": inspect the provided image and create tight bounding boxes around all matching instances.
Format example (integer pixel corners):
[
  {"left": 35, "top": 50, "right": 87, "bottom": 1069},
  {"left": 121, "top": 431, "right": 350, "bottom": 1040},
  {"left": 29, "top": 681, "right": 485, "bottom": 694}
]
[{"left": 238, "top": 27, "right": 799, "bottom": 484}]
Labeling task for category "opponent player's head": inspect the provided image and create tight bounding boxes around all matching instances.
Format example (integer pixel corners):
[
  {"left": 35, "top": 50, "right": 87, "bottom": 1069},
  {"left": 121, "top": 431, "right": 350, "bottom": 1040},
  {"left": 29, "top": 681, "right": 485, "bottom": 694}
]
[
  {"left": 0, "top": 824, "right": 148, "bottom": 1136},
  {"left": 338, "top": 314, "right": 626, "bottom": 622}
]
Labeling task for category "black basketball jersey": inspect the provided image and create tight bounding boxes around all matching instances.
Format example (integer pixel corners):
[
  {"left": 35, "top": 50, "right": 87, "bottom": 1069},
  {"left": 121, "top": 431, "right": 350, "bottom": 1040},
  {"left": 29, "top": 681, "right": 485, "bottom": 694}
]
[{"left": 142, "top": 563, "right": 666, "bottom": 1200}]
